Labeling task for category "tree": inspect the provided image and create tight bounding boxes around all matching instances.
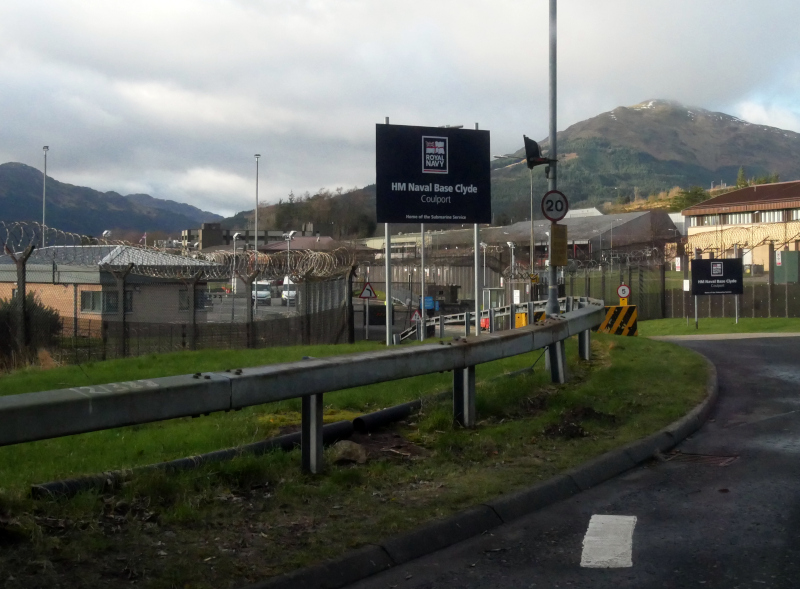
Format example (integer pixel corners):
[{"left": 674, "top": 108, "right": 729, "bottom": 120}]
[
  {"left": 672, "top": 186, "right": 709, "bottom": 212},
  {"left": 736, "top": 167, "right": 748, "bottom": 188}
]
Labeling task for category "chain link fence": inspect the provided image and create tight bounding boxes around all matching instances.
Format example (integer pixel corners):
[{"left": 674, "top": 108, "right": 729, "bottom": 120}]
[{"left": 0, "top": 269, "right": 353, "bottom": 368}]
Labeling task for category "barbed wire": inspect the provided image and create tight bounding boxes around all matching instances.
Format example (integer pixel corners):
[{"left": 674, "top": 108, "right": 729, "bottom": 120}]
[{"left": 1, "top": 222, "right": 355, "bottom": 281}]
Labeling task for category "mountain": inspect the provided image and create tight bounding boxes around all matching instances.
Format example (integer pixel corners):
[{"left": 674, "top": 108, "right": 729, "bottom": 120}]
[
  {"left": 124, "top": 193, "right": 222, "bottom": 226},
  {"left": 0, "top": 162, "right": 221, "bottom": 237},
  {"left": 491, "top": 99, "right": 800, "bottom": 221}
]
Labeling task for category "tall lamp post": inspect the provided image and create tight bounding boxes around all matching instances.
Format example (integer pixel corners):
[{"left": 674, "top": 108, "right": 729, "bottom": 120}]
[
  {"left": 480, "top": 241, "right": 488, "bottom": 310},
  {"left": 231, "top": 232, "right": 242, "bottom": 322},
  {"left": 284, "top": 230, "right": 297, "bottom": 274},
  {"left": 254, "top": 154, "right": 261, "bottom": 253},
  {"left": 609, "top": 217, "right": 623, "bottom": 272},
  {"left": 42, "top": 146, "right": 49, "bottom": 247}
]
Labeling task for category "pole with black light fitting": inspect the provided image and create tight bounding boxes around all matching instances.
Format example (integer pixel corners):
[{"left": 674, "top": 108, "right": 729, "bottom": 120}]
[{"left": 545, "top": 0, "right": 559, "bottom": 318}]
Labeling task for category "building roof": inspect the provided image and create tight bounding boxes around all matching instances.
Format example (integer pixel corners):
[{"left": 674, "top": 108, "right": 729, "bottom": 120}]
[
  {"left": 383, "top": 210, "right": 676, "bottom": 250},
  {"left": 564, "top": 207, "right": 603, "bottom": 218},
  {"left": 682, "top": 180, "right": 800, "bottom": 216},
  {"left": 1, "top": 245, "right": 216, "bottom": 269}
]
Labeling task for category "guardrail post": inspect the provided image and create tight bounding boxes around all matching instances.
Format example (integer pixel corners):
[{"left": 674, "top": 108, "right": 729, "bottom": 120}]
[
  {"left": 547, "top": 340, "right": 566, "bottom": 383},
  {"left": 578, "top": 329, "right": 591, "bottom": 361},
  {"left": 438, "top": 315, "right": 444, "bottom": 339},
  {"left": 489, "top": 308, "right": 496, "bottom": 333},
  {"left": 464, "top": 311, "right": 471, "bottom": 337},
  {"left": 527, "top": 301, "right": 534, "bottom": 324},
  {"left": 301, "top": 393, "right": 324, "bottom": 474},
  {"left": 453, "top": 365, "right": 476, "bottom": 427},
  {"left": 509, "top": 304, "right": 515, "bottom": 330}
]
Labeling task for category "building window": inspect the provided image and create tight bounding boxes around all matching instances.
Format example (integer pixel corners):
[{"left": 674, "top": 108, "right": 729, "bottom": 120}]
[
  {"left": 179, "top": 290, "right": 190, "bottom": 310},
  {"left": 103, "top": 291, "right": 119, "bottom": 313},
  {"left": 761, "top": 210, "right": 784, "bottom": 223},
  {"left": 179, "top": 290, "right": 206, "bottom": 310},
  {"left": 124, "top": 290, "right": 133, "bottom": 313},
  {"left": 792, "top": 209, "right": 800, "bottom": 221},
  {"left": 81, "top": 291, "right": 101, "bottom": 312},
  {"left": 723, "top": 212, "right": 752, "bottom": 225},
  {"left": 80, "top": 291, "right": 120, "bottom": 313}
]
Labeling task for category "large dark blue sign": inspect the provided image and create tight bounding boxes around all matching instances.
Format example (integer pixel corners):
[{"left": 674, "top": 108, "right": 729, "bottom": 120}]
[
  {"left": 376, "top": 124, "right": 491, "bottom": 224},
  {"left": 691, "top": 259, "right": 744, "bottom": 295}
]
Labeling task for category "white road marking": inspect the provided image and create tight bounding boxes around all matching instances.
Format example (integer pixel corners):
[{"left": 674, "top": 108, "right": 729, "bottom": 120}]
[{"left": 580, "top": 514, "right": 637, "bottom": 568}]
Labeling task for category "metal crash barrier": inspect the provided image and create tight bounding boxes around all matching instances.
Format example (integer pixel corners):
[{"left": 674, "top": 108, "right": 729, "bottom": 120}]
[{"left": 0, "top": 298, "right": 605, "bottom": 474}]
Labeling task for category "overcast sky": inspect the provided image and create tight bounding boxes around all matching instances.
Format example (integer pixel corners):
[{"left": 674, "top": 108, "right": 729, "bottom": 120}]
[{"left": 2, "top": 0, "right": 799, "bottom": 217}]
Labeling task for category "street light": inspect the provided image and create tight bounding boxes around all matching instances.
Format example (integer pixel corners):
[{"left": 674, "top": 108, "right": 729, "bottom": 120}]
[
  {"left": 231, "top": 232, "right": 242, "bottom": 321},
  {"left": 479, "top": 242, "right": 488, "bottom": 310},
  {"left": 254, "top": 154, "right": 261, "bottom": 253},
  {"left": 507, "top": 241, "right": 516, "bottom": 277},
  {"left": 42, "top": 146, "right": 49, "bottom": 247},
  {"left": 284, "top": 230, "right": 297, "bottom": 274},
  {"left": 609, "top": 217, "right": 623, "bottom": 271}
]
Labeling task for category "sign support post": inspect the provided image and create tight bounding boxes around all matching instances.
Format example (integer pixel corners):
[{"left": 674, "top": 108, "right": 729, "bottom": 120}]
[
  {"left": 420, "top": 222, "right": 425, "bottom": 341},
  {"left": 474, "top": 122, "right": 481, "bottom": 337},
  {"left": 384, "top": 116, "right": 392, "bottom": 347},
  {"left": 734, "top": 244, "right": 740, "bottom": 324}
]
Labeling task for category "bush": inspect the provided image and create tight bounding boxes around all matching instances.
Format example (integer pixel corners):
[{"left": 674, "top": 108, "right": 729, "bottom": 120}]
[{"left": 0, "top": 293, "right": 62, "bottom": 363}]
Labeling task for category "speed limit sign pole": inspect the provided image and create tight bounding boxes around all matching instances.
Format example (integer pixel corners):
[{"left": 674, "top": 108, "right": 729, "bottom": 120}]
[{"left": 542, "top": 189, "right": 569, "bottom": 317}]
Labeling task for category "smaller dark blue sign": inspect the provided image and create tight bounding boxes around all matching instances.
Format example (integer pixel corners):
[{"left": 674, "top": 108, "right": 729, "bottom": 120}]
[{"left": 691, "top": 259, "right": 744, "bottom": 295}]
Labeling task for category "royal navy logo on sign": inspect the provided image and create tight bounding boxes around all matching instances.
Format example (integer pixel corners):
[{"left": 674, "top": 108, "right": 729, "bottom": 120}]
[
  {"left": 711, "top": 262, "right": 723, "bottom": 276},
  {"left": 422, "top": 136, "right": 448, "bottom": 174}
]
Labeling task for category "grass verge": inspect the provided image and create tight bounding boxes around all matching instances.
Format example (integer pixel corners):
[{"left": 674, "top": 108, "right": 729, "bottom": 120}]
[
  {"left": 0, "top": 333, "right": 707, "bottom": 589},
  {"left": 640, "top": 317, "right": 800, "bottom": 337}
]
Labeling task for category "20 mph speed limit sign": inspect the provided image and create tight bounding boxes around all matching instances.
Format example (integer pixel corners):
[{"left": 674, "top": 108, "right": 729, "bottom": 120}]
[
  {"left": 541, "top": 190, "right": 569, "bottom": 222},
  {"left": 617, "top": 284, "right": 631, "bottom": 298}
]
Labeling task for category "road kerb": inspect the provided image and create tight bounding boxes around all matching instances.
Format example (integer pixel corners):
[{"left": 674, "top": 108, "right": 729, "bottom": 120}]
[{"left": 241, "top": 356, "right": 718, "bottom": 589}]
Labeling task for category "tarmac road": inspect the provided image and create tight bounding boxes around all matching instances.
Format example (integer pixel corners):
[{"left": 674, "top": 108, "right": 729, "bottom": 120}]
[{"left": 346, "top": 336, "right": 800, "bottom": 589}]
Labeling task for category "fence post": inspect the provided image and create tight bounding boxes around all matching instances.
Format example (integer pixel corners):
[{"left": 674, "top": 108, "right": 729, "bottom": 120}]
[
  {"left": 584, "top": 268, "right": 590, "bottom": 297},
  {"left": 346, "top": 266, "right": 356, "bottom": 344},
  {"left": 236, "top": 270, "right": 259, "bottom": 348},
  {"left": 102, "top": 263, "right": 134, "bottom": 358},
  {"left": 452, "top": 365, "right": 475, "bottom": 427},
  {"left": 464, "top": 311, "right": 471, "bottom": 336},
  {"left": 4, "top": 243, "right": 34, "bottom": 356},
  {"left": 659, "top": 262, "right": 666, "bottom": 319},
  {"left": 438, "top": 315, "right": 445, "bottom": 339},
  {"left": 768, "top": 242, "right": 775, "bottom": 318},
  {"left": 72, "top": 284, "right": 78, "bottom": 340},
  {"left": 301, "top": 393, "right": 324, "bottom": 474},
  {"left": 489, "top": 308, "right": 496, "bottom": 333},
  {"left": 601, "top": 268, "right": 606, "bottom": 304},
  {"left": 184, "top": 271, "right": 204, "bottom": 351}
]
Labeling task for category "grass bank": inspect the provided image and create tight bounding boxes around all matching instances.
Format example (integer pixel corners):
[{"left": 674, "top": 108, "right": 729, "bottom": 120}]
[
  {"left": 0, "top": 334, "right": 707, "bottom": 589},
  {"left": 640, "top": 317, "right": 800, "bottom": 337}
]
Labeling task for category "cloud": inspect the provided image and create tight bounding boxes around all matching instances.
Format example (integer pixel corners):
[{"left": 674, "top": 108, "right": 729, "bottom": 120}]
[{"left": 1, "top": 0, "right": 800, "bottom": 219}]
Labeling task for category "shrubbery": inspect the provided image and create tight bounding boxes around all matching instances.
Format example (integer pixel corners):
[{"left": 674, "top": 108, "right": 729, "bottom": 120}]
[{"left": 0, "top": 293, "right": 62, "bottom": 363}]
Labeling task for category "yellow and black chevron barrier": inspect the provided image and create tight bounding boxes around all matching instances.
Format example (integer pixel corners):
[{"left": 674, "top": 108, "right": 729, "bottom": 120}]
[{"left": 594, "top": 305, "right": 638, "bottom": 336}]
